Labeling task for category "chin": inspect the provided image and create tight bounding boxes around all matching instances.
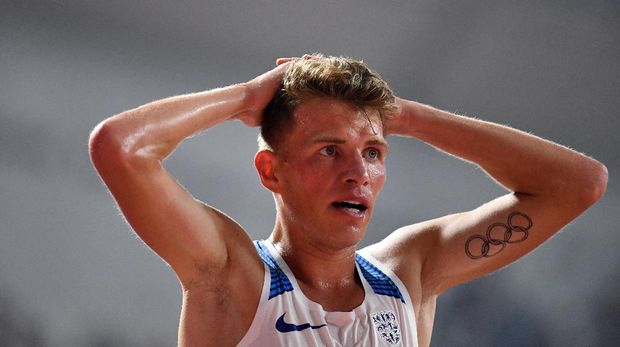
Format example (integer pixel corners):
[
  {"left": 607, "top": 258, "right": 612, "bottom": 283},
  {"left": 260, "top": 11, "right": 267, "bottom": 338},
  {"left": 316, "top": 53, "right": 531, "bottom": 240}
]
[{"left": 321, "top": 225, "right": 367, "bottom": 250}]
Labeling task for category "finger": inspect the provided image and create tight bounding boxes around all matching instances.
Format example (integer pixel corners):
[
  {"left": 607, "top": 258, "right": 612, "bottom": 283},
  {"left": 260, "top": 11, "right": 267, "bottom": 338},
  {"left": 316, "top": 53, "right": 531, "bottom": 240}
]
[{"left": 276, "top": 57, "right": 298, "bottom": 65}]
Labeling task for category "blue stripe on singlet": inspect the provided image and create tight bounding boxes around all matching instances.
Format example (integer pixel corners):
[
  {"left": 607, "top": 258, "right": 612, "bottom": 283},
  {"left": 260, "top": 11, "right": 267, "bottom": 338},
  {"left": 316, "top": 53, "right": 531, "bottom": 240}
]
[
  {"left": 356, "top": 254, "right": 405, "bottom": 303},
  {"left": 254, "top": 240, "right": 294, "bottom": 300}
]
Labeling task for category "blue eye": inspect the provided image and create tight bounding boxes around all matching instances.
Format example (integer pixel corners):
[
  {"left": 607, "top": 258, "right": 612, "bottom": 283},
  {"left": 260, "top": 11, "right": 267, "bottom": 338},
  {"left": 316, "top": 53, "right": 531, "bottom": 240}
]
[
  {"left": 321, "top": 145, "right": 337, "bottom": 156},
  {"left": 367, "top": 148, "right": 379, "bottom": 160}
]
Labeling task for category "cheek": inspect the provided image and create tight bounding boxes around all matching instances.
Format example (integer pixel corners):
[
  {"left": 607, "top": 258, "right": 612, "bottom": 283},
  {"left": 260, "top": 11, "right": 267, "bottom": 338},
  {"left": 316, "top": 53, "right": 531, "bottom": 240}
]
[
  {"left": 285, "top": 158, "right": 331, "bottom": 190},
  {"left": 368, "top": 163, "right": 386, "bottom": 188},
  {"left": 301, "top": 157, "right": 335, "bottom": 178}
]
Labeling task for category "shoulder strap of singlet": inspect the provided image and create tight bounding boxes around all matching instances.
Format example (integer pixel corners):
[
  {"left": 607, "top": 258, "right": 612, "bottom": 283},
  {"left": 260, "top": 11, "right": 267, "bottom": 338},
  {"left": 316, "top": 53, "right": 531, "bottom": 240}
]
[
  {"left": 253, "top": 240, "right": 294, "bottom": 300},
  {"left": 355, "top": 253, "right": 405, "bottom": 303},
  {"left": 253, "top": 240, "right": 405, "bottom": 303}
]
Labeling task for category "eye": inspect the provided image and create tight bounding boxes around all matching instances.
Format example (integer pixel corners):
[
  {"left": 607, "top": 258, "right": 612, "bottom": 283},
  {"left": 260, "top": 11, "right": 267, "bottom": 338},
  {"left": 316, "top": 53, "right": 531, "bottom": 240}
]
[
  {"left": 366, "top": 148, "right": 380, "bottom": 160},
  {"left": 320, "top": 145, "right": 337, "bottom": 157}
]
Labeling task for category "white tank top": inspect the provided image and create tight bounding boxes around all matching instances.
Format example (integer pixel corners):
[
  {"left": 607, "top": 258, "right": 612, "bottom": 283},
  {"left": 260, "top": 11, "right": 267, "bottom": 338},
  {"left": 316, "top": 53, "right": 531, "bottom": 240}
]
[{"left": 237, "top": 240, "right": 419, "bottom": 347}]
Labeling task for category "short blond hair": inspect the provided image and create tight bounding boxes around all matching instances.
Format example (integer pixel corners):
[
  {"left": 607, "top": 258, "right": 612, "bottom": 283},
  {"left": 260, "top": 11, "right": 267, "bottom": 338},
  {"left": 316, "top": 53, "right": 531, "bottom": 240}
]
[{"left": 259, "top": 54, "right": 397, "bottom": 151}]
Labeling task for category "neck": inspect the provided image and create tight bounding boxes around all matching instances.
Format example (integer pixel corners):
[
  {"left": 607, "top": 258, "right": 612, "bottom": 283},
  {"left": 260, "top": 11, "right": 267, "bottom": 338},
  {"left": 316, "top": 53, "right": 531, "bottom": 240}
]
[
  {"left": 269, "top": 219, "right": 359, "bottom": 289},
  {"left": 268, "top": 215, "right": 367, "bottom": 311}
]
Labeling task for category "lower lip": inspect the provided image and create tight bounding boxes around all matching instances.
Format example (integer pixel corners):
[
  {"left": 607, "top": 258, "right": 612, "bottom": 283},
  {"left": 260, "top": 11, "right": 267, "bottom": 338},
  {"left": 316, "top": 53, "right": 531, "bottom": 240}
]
[{"left": 331, "top": 205, "right": 367, "bottom": 219}]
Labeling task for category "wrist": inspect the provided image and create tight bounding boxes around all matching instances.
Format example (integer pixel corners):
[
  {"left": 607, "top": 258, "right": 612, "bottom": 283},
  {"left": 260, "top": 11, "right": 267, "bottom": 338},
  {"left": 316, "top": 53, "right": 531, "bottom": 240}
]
[
  {"left": 225, "top": 82, "right": 264, "bottom": 127},
  {"left": 235, "top": 82, "right": 256, "bottom": 114},
  {"left": 386, "top": 97, "right": 420, "bottom": 137}
]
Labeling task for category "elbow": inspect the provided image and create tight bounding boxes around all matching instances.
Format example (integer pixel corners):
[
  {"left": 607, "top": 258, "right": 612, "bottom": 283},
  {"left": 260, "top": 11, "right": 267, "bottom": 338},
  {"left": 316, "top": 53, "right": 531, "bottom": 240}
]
[
  {"left": 586, "top": 161, "right": 609, "bottom": 205},
  {"left": 88, "top": 119, "right": 135, "bottom": 171},
  {"left": 576, "top": 160, "right": 608, "bottom": 208},
  {"left": 89, "top": 120, "right": 115, "bottom": 168}
]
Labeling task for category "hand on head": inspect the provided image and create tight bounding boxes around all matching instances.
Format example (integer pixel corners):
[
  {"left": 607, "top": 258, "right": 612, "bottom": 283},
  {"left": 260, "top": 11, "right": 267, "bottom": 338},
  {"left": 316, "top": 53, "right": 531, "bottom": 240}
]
[
  {"left": 276, "top": 54, "right": 317, "bottom": 66},
  {"left": 235, "top": 54, "right": 320, "bottom": 127}
]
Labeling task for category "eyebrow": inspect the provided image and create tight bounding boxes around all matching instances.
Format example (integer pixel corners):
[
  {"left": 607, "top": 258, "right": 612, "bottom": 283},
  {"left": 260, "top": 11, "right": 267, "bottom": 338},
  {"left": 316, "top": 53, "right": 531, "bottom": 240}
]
[
  {"left": 366, "top": 138, "right": 389, "bottom": 148},
  {"left": 310, "top": 135, "right": 389, "bottom": 148}
]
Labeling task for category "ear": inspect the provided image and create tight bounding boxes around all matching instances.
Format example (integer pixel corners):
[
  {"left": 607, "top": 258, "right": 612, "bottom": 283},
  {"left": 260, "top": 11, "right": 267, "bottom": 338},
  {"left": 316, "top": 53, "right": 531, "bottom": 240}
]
[{"left": 254, "top": 150, "right": 281, "bottom": 193}]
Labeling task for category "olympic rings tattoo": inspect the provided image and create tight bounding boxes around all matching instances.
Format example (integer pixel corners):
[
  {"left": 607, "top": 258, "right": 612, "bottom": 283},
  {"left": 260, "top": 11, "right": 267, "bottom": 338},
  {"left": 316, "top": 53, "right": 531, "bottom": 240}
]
[{"left": 465, "top": 212, "right": 533, "bottom": 259}]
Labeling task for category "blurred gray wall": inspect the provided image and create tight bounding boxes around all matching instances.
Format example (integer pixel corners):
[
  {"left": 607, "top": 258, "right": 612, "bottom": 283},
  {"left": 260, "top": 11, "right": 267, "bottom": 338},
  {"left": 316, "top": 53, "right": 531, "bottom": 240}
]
[{"left": 1, "top": 1, "right": 618, "bottom": 346}]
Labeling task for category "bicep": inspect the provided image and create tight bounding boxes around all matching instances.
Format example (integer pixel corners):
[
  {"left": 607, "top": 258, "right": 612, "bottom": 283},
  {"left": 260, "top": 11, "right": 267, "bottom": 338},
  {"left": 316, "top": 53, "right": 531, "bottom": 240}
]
[{"left": 396, "top": 191, "right": 592, "bottom": 296}]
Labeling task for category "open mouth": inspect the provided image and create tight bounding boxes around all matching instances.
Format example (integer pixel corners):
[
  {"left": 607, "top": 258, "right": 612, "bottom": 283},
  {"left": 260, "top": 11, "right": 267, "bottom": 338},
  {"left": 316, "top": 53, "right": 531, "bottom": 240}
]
[{"left": 331, "top": 201, "right": 368, "bottom": 213}]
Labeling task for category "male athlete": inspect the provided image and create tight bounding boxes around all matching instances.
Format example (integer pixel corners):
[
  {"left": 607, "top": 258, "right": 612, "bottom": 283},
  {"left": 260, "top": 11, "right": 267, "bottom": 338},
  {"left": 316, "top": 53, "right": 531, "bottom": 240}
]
[{"left": 89, "top": 54, "right": 607, "bottom": 346}]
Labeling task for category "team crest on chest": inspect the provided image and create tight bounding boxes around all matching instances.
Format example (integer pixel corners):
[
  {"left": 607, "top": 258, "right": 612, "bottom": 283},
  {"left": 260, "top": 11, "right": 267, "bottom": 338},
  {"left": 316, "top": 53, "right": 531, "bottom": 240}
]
[{"left": 371, "top": 310, "right": 401, "bottom": 345}]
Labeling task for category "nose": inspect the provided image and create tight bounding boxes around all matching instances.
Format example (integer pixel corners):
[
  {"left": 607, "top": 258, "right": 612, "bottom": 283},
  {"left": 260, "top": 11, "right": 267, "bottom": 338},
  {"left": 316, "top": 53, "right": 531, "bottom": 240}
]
[{"left": 343, "top": 153, "right": 370, "bottom": 186}]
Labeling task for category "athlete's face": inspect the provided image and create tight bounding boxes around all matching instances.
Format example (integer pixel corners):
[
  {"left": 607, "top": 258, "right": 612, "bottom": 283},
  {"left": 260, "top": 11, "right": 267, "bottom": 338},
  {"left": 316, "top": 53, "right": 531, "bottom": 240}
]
[{"left": 274, "top": 98, "right": 388, "bottom": 248}]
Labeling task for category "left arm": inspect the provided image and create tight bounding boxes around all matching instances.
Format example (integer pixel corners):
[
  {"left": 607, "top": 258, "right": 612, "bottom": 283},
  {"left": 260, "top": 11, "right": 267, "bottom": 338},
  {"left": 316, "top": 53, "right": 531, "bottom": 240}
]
[{"left": 379, "top": 97, "right": 608, "bottom": 296}]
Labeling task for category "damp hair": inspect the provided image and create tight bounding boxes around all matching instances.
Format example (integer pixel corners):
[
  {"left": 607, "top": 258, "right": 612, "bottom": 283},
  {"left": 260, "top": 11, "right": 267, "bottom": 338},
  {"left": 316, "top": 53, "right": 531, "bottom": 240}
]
[{"left": 258, "top": 54, "right": 398, "bottom": 151}]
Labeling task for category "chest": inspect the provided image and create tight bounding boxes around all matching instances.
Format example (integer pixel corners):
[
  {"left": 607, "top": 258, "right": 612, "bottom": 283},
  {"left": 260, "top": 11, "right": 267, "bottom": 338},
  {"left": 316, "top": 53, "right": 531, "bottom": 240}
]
[{"left": 242, "top": 290, "right": 417, "bottom": 347}]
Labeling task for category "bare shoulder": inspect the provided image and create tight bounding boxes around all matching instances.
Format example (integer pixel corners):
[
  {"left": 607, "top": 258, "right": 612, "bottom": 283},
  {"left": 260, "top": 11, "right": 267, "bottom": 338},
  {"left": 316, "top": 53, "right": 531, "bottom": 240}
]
[
  {"left": 179, "top": 205, "right": 266, "bottom": 346},
  {"left": 185, "top": 201, "right": 264, "bottom": 292},
  {"left": 361, "top": 221, "right": 449, "bottom": 346},
  {"left": 362, "top": 217, "right": 451, "bottom": 287}
]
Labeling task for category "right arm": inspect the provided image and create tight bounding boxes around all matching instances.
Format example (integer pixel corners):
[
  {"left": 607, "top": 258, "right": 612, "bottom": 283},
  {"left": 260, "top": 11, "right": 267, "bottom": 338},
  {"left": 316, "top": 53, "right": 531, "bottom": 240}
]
[{"left": 88, "top": 61, "right": 289, "bottom": 285}]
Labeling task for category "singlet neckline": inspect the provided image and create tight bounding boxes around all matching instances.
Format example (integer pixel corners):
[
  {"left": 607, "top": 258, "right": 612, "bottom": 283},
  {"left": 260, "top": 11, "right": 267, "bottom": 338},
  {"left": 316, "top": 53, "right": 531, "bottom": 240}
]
[{"left": 262, "top": 239, "right": 371, "bottom": 318}]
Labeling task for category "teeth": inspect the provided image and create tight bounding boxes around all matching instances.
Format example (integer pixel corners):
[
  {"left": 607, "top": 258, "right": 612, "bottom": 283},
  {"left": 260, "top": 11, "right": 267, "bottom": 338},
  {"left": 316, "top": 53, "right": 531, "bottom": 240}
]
[
  {"left": 333, "top": 201, "right": 367, "bottom": 211},
  {"left": 344, "top": 207, "right": 362, "bottom": 214}
]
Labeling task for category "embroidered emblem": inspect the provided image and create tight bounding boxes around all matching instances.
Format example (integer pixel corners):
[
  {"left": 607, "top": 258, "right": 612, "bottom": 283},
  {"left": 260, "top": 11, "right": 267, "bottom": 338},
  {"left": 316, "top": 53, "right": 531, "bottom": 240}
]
[{"left": 371, "top": 310, "right": 401, "bottom": 345}]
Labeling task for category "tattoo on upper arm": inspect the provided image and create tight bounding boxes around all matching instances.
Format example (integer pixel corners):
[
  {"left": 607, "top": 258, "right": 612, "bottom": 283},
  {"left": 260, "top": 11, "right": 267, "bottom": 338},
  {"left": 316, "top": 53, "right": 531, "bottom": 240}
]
[{"left": 465, "top": 212, "right": 533, "bottom": 259}]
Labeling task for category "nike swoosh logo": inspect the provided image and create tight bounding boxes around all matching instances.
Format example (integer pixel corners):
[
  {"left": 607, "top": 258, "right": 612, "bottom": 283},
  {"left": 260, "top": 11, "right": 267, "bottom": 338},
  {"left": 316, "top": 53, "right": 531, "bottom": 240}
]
[{"left": 275, "top": 313, "right": 326, "bottom": 333}]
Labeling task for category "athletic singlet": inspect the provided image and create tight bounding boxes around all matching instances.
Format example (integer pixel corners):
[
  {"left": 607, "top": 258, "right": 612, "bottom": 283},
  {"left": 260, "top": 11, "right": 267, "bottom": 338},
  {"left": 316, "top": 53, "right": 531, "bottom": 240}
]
[{"left": 237, "top": 240, "right": 418, "bottom": 347}]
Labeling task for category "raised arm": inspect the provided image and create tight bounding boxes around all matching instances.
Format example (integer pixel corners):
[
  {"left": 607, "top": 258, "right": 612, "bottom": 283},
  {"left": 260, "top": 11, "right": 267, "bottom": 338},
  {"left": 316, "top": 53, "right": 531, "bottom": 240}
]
[
  {"left": 378, "top": 98, "right": 608, "bottom": 297},
  {"left": 88, "top": 61, "right": 289, "bottom": 285}
]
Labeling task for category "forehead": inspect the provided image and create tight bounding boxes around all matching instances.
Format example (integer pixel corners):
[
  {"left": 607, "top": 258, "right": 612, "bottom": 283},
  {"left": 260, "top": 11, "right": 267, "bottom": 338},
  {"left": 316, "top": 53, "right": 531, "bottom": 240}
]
[{"left": 290, "top": 98, "right": 385, "bottom": 141}]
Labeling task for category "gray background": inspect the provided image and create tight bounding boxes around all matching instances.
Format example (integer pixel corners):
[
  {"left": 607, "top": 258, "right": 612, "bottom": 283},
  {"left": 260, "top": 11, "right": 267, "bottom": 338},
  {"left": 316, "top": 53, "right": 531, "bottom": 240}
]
[{"left": 1, "top": 1, "right": 618, "bottom": 346}]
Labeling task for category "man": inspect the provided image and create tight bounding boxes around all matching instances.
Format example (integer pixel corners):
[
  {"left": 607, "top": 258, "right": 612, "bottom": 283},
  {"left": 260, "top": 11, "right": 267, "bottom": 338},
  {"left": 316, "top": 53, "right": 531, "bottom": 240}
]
[{"left": 89, "top": 54, "right": 607, "bottom": 346}]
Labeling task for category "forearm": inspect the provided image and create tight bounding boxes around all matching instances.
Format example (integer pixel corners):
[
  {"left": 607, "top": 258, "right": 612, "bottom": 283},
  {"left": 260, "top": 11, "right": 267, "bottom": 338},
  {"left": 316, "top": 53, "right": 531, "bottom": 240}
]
[
  {"left": 90, "top": 83, "right": 251, "bottom": 162},
  {"left": 391, "top": 98, "right": 607, "bottom": 201}
]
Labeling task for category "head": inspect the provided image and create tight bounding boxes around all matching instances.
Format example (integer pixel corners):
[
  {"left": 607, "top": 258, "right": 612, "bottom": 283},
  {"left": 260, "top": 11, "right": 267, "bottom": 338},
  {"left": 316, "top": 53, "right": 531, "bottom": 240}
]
[
  {"left": 255, "top": 54, "right": 397, "bottom": 249},
  {"left": 258, "top": 54, "right": 397, "bottom": 153}
]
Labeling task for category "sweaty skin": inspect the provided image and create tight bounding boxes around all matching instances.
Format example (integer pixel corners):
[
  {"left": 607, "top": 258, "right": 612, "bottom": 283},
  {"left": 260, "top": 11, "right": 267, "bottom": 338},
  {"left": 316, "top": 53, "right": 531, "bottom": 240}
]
[{"left": 89, "top": 57, "right": 607, "bottom": 346}]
